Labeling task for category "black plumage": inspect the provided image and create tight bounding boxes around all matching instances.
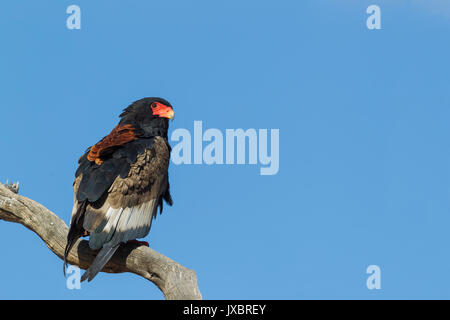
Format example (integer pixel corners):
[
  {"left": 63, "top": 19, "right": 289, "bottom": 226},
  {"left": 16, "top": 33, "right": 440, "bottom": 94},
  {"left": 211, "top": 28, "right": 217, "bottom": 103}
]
[
  {"left": 75, "top": 138, "right": 155, "bottom": 203},
  {"left": 64, "top": 97, "right": 174, "bottom": 282}
]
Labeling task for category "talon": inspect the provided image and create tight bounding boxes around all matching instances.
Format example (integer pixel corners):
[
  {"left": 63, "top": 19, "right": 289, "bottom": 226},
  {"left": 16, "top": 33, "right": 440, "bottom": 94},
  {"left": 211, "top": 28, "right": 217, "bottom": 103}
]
[{"left": 127, "top": 239, "right": 149, "bottom": 247}]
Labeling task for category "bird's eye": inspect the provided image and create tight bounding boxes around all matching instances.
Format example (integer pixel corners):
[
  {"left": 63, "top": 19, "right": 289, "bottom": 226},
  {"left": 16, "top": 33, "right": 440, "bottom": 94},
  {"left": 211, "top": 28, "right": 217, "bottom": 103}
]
[{"left": 151, "top": 103, "right": 157, "bottom": 109}]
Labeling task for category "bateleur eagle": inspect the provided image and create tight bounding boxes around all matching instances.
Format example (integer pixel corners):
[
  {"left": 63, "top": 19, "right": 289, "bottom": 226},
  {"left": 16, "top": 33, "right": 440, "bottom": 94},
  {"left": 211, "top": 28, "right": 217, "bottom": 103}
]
[{"left": 64, "top": 97, "right": 174, "bottom": 282}]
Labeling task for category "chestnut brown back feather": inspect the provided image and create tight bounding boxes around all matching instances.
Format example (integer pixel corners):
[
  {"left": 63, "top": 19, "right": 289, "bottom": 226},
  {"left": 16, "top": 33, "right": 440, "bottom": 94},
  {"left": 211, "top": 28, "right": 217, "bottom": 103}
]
[{"left": 87, "top": 124, "right": 138, "bottom": 165}]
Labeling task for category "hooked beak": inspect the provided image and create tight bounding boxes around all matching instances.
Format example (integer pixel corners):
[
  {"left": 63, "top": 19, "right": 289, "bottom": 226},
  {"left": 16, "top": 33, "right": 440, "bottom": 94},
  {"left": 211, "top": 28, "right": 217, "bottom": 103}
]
[
  {"left": 165, "top": 109, "right": 175, "bottom": 120},
  {"left": 152, "top": 102, "right": 175, "bottom": 120}
]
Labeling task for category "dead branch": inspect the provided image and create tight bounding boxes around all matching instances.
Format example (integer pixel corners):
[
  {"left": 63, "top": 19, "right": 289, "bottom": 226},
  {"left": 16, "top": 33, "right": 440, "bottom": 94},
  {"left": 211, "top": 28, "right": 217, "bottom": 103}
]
[{"left": 0, "top": 182, "right": 202, "bottom": 300}]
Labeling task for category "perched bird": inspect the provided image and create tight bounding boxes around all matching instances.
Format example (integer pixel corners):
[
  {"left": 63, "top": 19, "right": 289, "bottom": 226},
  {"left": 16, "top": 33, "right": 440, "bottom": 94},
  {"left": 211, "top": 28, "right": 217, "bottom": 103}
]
[{"left": 64, "top": 97, "right": 174, "bottom": 282}]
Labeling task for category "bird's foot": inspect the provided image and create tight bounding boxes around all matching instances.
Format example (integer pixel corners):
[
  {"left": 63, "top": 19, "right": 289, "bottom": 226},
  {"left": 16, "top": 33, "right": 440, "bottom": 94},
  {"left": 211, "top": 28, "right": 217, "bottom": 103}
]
[{"left": 127, "top": 239, "right": 149, "bottom": 247}]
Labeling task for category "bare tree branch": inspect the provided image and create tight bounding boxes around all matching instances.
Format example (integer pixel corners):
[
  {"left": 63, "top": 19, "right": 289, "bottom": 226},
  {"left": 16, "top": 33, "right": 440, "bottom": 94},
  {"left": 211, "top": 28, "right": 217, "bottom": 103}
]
[{"left": 0, "top": 182, "right": 202, "bottom": 300}]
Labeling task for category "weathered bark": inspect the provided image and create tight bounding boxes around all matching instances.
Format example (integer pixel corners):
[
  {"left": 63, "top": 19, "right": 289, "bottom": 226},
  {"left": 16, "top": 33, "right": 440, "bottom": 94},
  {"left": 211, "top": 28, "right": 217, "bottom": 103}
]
[{"left": 0, "top": 182, "right": 202, "bottom": 300}]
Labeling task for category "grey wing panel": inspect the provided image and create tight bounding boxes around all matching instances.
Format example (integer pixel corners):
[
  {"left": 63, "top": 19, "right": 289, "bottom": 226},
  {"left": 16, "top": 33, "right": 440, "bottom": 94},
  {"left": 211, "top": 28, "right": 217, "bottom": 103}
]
[{"left": 88, "top": 199, "right": 158, "bottom": 250}]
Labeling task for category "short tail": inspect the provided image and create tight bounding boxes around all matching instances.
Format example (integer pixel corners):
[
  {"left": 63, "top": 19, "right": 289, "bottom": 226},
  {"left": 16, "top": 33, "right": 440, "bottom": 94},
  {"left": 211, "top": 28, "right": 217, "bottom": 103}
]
[
  {"left": 63, "top": 232, "right": 79, "bottom": 276},
  {"left": 64, "top": 200, "right": 87, "bottom": 276},
  {"left": 81, "top": 243, "right": 120, "bottom": 282}
]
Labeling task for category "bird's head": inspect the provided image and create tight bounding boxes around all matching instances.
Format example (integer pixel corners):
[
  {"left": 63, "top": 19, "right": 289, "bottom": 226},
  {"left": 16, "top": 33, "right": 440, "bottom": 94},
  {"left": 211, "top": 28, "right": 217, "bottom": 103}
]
[{"left": 119, "top": 97, "right": 174, "bottom": 137}]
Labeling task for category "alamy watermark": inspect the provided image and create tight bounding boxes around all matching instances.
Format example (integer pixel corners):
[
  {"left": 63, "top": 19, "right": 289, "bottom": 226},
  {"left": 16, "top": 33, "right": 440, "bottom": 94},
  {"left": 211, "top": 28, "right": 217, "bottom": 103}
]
[
  {"left": 366, "top": 265, "right": 381, "bottom": 290},
  {"left": 366, "top": 5, "right": 381, "bottom": 30},
  {"left": 170, "top": 121, "right": 279, "bottom": 175},
  {"left": 66, "top": 265, "right": 82, "bottom": 290},
  {"left": 66, "top": 5, "right": 81, "bottom": 30}
]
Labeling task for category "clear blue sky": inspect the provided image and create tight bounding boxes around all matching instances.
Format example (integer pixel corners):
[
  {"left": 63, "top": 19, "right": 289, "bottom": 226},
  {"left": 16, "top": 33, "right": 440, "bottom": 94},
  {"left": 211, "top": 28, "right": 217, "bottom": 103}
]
[{"left": 1, "top": 0, "right": 450, "bottom": 299}]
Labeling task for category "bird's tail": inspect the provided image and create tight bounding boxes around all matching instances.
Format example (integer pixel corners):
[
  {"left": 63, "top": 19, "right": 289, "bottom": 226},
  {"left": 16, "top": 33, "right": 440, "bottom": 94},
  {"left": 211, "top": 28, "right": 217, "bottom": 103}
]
[
  {"left": 63, "top": 232, "right": 79, "bottom": 276},
  {"left": 64, "top": 200, "right": 87, "bottom": 276},
  {"left": 81, "top": 243, "right": 120, "bottom": 282}
]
